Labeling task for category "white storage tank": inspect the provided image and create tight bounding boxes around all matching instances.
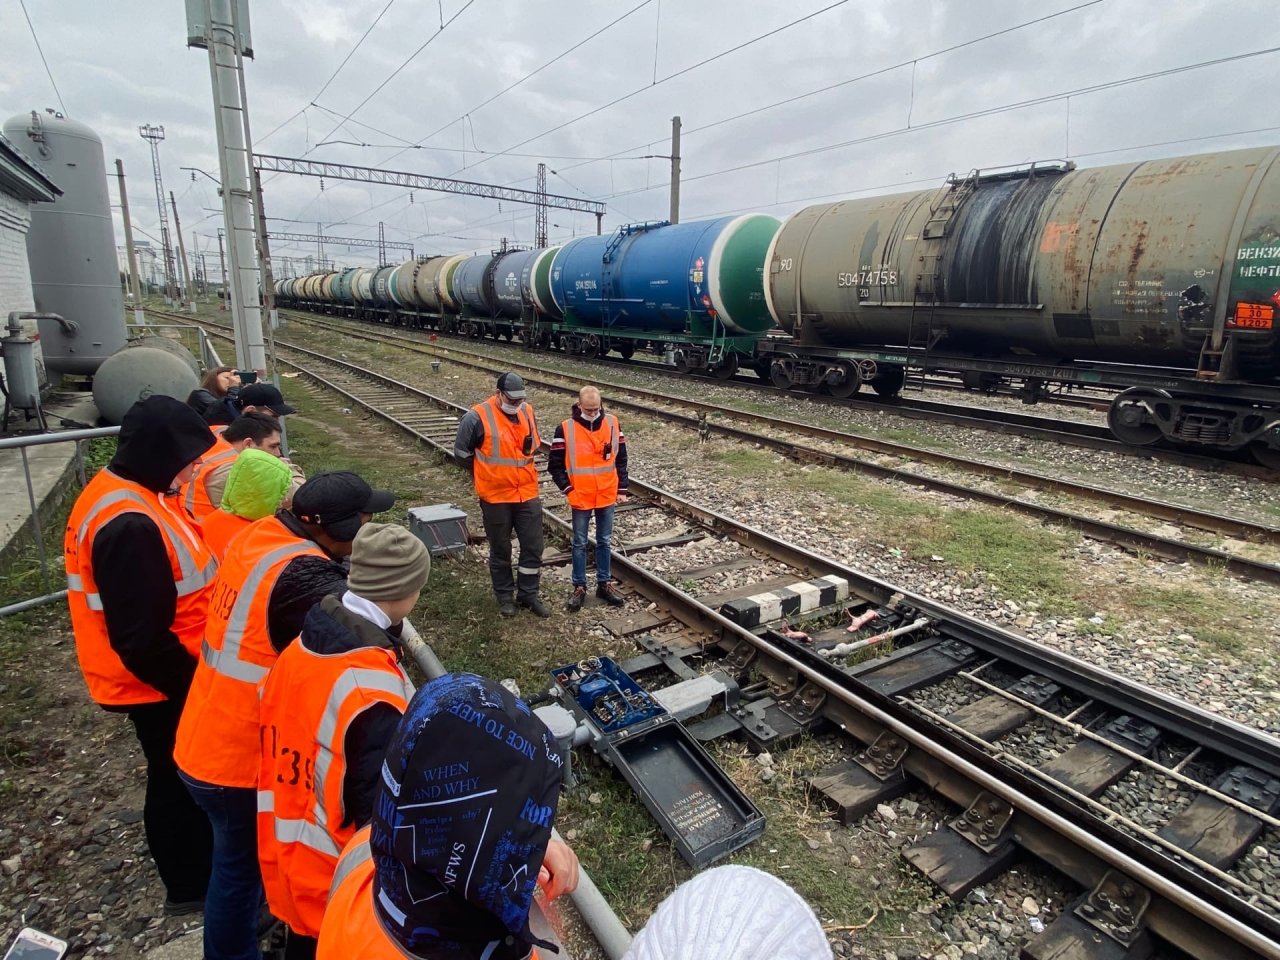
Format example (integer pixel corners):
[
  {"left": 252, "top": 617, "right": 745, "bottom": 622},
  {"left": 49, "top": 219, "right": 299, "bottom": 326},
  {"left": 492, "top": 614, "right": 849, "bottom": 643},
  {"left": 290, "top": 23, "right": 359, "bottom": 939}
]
[{"left": 2, "top": 110, "right": 127, "bottom": 374}]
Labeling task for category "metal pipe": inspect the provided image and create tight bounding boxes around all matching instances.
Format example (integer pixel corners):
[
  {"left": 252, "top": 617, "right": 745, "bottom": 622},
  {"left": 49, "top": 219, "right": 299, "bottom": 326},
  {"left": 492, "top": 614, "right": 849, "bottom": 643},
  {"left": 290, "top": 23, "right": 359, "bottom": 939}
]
[
  {"left": 397, "top": 619, "right": 633, "bottom": 959},
  {"left": 0, "top": 426, "right": 118, "bottom": 450},
  {"left": 0, "top": 589, "right": 68, "bottom": 618}
]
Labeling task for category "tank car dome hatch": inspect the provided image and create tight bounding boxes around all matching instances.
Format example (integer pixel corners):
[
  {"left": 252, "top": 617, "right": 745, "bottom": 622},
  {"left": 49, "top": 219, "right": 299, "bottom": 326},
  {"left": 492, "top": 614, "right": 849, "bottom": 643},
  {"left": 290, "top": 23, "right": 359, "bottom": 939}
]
[
  {"left": 92, "top": 338, "right": 200, "bottom": 425},
  {"left": 2, "top": 110, "right": 127, "bottom": 374}
]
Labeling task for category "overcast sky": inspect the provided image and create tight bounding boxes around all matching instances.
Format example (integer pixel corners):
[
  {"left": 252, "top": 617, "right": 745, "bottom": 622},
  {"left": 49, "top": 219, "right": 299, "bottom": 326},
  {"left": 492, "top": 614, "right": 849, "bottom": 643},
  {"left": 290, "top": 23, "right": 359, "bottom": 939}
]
[{"left": 3, "top": 0, "right": 1278, "bottom": 275}]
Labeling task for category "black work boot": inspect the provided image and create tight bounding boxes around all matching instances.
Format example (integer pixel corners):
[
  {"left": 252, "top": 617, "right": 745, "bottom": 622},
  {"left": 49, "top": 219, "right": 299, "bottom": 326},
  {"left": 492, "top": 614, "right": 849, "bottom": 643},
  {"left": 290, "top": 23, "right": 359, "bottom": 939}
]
[
  {"left": 519, "top": 596, "right": 551, "bottom": 618},
  {"left": 498, "top": 598, "right": 517, "bottom": 618},
  {"left": 567, "top": 585, "right": 587, "bottom": 612},
  {"left": 596, "top": 582, "right": 626, "bottom": 607}
]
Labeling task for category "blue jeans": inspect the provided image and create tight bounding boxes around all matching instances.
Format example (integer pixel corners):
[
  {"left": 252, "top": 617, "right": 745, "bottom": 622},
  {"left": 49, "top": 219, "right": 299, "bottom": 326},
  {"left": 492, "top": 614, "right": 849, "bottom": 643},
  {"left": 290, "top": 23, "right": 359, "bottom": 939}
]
[
  {"left": 179, "top": 772, "right": 262, "bottom": 960},
  {"left": 571, "top": 505, "right": 615, "bottom": 587}
]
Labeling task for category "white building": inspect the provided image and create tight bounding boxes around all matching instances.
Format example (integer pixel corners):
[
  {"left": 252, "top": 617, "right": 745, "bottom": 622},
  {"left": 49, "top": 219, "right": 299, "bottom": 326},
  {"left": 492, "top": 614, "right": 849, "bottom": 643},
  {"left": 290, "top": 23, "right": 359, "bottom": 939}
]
[{"left": 0, "top": 131, "right": 60, "bottom": 381}]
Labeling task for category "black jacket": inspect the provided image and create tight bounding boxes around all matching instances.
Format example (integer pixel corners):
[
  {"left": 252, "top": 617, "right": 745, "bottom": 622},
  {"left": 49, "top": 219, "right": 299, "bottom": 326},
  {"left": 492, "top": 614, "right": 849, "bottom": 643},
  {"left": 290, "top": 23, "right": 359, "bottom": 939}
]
[
  {"left": 92, "top": 396, "right": 215, "bottom": 707},
  {"left": 299, "top": 593, "right": 407, "bottom": 829},
  {"left": 186, "top": 388, "right": 240, "bottom": 426},
  {"left": 548, "top": 402, "right": 629, "bottom": 495},
  {"left": 267, "top": 510, "right": 351, "bottom": 652}
]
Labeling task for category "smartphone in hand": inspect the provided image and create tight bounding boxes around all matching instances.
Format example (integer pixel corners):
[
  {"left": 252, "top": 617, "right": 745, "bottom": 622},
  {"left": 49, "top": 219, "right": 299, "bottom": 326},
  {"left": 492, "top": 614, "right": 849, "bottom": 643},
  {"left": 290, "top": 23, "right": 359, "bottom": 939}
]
[{"left": 4, "top": 929, "right": 68, "bottom": 960}]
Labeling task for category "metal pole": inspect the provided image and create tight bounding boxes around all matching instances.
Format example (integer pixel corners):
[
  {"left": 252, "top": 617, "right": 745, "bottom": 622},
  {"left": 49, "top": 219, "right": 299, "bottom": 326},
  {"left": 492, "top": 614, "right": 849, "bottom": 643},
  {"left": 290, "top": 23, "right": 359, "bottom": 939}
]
[
  {"left": 378, "top": 221, "right": 386, "bottom": 266},
  {"left": 19, "top": 447, "right": 49, "bottom": 592},
  {"left": 669, "top": 115, "right": 681, "bottom": 225},
  {"left": 595, "top": 212, "right": 603, "bottom": 235},
  {"left": 170, "top": 191, "right": 195, "bottom": 312},
  {"left": 115, "top": 159, "right": 145, "bottom": 323},
  {"left": 217, "top": 228, "right": 227, "bottom": 310},
  {"left": 200, "top": 0, "right": 266, "bottom": 371}
]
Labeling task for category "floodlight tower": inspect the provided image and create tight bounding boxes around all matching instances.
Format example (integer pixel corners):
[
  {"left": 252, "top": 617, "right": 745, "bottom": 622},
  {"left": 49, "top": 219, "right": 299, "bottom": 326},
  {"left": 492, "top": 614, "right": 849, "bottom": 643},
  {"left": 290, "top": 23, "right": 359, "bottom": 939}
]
[{"left": 138, "top": 124, "right": 178, "bottom": 303}]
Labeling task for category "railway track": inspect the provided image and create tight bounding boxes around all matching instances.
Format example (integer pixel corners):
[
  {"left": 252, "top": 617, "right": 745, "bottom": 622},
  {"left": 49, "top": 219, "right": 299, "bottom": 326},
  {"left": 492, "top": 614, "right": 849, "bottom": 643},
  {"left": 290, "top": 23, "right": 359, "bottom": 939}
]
[
  {"left": 278, "top": 303, "right": 1271, "bottom": 475},
  {"left": 196, "top": 318, "right": 1280, "bottom": 960},
  {"left": 264, "top": 311, "right": 1280, "bottom": 588}
]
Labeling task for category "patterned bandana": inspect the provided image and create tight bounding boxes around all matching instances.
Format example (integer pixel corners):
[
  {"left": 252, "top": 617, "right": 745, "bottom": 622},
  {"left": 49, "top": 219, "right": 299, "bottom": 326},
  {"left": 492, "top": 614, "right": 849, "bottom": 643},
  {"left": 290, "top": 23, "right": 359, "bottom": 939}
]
[{"left": 371, "top": 673, "right": 563, "bottom": 958}]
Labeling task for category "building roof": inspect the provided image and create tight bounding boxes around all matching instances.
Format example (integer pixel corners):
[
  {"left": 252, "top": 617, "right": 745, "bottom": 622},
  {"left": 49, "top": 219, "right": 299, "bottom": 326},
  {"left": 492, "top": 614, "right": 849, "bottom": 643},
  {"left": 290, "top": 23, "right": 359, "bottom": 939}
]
[{"left": 0, "top": 132, "right": 60, "bottom": 203}]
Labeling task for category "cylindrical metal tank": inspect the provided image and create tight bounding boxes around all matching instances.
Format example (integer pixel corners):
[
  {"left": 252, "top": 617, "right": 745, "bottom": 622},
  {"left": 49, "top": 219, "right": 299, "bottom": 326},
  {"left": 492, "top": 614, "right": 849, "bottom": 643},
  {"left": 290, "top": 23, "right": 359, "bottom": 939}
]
[
  {"left": 410, "top": 256, "right": 449, "bottom": 312},
  {"left": 351, "top": 268, "right": 376, "bottom": 304},
  {"left": 3, "top": 110, "right": 127, "bottom": 374},
  {"left": 388, "top": 260, "right": 419, "bottom": 307},
  {"left": 766, "top": 146, "right": 1280, "bottom": 373},
  {"left": 526, "top": 247, "right": 561, "bottom": 318},
  {"left": 372, "top": 265, "right": 398, "bottom": 306},
  {"left": 333, "top": 268, "right": 357, "bottom": 305},
  {"left": 452, "top": 254, "right": 499, "bottom": 315},
  {"left": 550, "top": 215, "right": 780, "bottom": 334},
  {"left": 436, "top": 254, "right": 467, "bottom": 312},
  {"left": 491, "top": 249, "right": 540, "bottom": 318},
  {"left": 92, "top": 336, "right": 200, "bottom": 425},
  {"left": 320, "top": 272, "right": 339, "bottom": 302}
]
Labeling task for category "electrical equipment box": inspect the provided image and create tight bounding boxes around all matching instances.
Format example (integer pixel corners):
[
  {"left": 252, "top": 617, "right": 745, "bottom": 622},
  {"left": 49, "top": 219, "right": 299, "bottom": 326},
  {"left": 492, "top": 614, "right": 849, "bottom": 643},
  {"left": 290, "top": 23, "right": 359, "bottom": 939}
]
[
  {"left": 408, "top": 504, "right": 470, "bottom": 559},
  {"left": 552, "top": 656, "right": 765, "bottom": 868}
]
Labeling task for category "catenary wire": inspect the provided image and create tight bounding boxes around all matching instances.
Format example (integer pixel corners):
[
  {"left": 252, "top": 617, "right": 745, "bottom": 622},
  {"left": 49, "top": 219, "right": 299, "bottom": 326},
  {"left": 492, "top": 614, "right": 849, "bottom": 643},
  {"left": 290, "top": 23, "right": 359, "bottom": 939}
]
[{"left": 19, "top": 0, "right": 67, "bottom": 115}]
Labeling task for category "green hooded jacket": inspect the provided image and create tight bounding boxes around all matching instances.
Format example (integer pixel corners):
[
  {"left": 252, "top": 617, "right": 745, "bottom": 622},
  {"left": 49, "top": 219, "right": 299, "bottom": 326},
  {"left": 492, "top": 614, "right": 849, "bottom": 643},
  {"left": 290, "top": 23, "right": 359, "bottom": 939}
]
[{"left": 219, "top": 447, "right": 293, "bottom": 520}]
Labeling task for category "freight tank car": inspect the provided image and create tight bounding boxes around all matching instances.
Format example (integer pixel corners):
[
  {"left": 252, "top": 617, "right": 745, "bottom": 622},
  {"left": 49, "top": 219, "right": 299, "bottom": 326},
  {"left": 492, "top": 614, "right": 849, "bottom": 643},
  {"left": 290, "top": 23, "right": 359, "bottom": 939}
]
[
  {"left": 547, "top": 214, "right": 780, "bottom": 376},
  {"left": 763, "top": 146, "right": 1280, "bottom": 461}
]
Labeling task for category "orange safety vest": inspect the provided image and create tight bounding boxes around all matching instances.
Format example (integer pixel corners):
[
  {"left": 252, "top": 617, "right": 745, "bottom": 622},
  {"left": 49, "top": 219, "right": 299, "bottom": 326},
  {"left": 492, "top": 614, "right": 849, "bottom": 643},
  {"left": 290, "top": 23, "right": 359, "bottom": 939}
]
[
  {"left": 183, "top": 443, "right": 240, "bottom": 523},
  {"left": 200, "top": 508, "right": 251, "bottom": 562},
  {"left": 318, "top": 828, "right": 541, "bottom": 960},
  {"left": 471, "top": 395, "right": 541, "bottom": 504},
  {"left": 174, "top": 516, "right": 325, "bottom": 787},
  {"left": 258, "top": 641, "right": 412, "bottom": 937},
  {"left": 65, "top": 469, "right": 217, "bottom": 706},
  {"left": 561, "top": 414, "right": 620, "bottom": 511}
]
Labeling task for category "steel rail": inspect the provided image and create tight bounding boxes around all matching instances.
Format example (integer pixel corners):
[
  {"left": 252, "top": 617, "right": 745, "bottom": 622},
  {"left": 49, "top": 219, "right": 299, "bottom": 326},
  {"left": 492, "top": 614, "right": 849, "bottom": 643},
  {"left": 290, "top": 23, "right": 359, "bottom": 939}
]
[
  {"left": 274, "top": 313, "right": 1280, "bottom": 587},
  {"left": 285, "top": 312, "right": 1280, "bottom": 543},
  {"left": 199, "top": 323, "right": 1280, "bottom": 959}
]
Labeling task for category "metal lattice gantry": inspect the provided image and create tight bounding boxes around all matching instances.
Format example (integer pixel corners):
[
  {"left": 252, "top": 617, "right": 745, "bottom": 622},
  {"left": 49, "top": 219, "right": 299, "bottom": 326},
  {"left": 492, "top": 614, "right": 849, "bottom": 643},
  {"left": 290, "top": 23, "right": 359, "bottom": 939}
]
[
  {"left": 138, "top": 124, "right": 179, "bottom": 301},
  {"left": 269, "top": 230, "right": 413, "bottom": 261},
  {"left": 255, "top": 154, "right": 606, "bottom": 233}
]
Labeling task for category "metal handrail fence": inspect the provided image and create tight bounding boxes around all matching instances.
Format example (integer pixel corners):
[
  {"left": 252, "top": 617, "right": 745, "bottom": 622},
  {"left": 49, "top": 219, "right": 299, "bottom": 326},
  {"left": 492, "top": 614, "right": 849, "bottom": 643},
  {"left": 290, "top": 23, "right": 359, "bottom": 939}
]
[{"left": 0, "top": 427, "right": 121, "bottom": 616}]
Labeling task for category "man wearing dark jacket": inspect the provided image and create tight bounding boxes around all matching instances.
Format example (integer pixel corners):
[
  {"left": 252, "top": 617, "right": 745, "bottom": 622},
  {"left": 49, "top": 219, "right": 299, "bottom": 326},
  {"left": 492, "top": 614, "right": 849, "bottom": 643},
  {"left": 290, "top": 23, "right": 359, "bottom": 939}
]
[
  {"left": 548, "top": 386, "right": 629, "bottom": 611},
  {"left": 258, "top": 522, "right": 428, "bottom": 959},
  {"left": 64, "top": 395, "right": 218, "bottom": 913}
]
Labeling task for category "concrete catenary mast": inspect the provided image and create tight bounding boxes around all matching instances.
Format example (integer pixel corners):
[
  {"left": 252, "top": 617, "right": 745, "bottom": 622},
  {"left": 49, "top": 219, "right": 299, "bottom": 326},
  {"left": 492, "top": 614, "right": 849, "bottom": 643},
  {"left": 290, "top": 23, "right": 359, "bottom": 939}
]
[{"left": 186, "top": 0, "right": 266, "bottom": 372}]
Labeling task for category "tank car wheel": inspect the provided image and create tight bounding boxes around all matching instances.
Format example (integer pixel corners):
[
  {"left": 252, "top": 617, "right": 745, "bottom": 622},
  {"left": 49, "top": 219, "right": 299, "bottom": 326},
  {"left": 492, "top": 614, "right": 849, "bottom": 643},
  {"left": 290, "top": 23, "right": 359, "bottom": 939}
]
[
  {"left": 712, "top": 353, "right": 739, "bottom": 380},
  {"left": 1107, "top": 389, "right": 1165, "bottom": 446},
  {"left": 770, "top": 360, "right": 793, "bottom": 390},
  {"left": 618, "top": 343, "right": 635, "bottom": 360},
  {"left": 671, "top": 350, "right": 692, "bottom": 374},
  {"left": 1250, "top": 433, "right": 1280, "bottom": 470},
  {"left": 872, "top": 366, "right": 906, "bottom": 398},
  {"left": 822, "top": 361, "right": 861, "bottom": 398}
]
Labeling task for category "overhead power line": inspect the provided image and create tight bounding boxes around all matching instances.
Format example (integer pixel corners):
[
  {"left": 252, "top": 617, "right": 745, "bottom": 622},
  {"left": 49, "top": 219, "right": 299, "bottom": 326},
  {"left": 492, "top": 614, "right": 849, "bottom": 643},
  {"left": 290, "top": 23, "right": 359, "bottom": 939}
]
[
  {"left": 19, "top": 0, "right": 67, "bottom": 115},
  {"left": 596, "top": 44, "right": 1280, "bottom": 203},
  {"left": 451, "top": 0, "right": 851, "bottom": 177}
]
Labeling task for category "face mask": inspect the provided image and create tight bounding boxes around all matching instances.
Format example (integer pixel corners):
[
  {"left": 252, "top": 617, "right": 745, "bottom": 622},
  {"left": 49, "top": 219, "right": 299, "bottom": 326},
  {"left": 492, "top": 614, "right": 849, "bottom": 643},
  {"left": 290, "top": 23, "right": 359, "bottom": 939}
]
[
  {"left": 500, "top": 400, "right": 523, "bottom": 415},
  {"left": 582, "top": 410, "right": 601, "bottom": 423}
]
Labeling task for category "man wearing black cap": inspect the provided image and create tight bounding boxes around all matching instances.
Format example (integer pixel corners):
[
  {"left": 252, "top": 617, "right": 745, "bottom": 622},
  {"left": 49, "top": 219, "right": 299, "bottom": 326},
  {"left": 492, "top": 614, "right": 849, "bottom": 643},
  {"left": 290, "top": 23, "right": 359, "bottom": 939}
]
[
  {"left": 454, "top": 373, "right": 549, "bottom": 618},
  {"left": 175, "top": 470, "right": 394, "bottom": 960},
  {"left": 240, "top": 381, "right": 298, "bottom": 417},
  {"left": 316, "top": 673, "right": 580, "bottom": 959}
]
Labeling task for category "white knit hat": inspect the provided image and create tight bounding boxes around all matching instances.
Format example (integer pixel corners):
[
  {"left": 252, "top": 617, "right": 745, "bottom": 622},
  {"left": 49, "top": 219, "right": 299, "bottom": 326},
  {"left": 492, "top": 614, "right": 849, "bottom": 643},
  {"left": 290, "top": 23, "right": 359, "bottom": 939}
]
[{"left": 622, "top": 865, "right": 832, "bottom": 960}]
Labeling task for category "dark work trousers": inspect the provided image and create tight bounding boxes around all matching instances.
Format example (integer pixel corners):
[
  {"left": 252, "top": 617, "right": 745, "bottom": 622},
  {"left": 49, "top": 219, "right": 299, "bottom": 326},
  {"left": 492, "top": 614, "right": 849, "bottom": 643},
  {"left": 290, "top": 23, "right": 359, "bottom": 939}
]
[
  {"left": 479, "top": 497, "right": 545, "bottom": 603},
  {"left": 284, "top": 932, "right": 317, "bottom": 960},
  {"left": 124, "top": 699, "right": 214, "bottom": 904}
]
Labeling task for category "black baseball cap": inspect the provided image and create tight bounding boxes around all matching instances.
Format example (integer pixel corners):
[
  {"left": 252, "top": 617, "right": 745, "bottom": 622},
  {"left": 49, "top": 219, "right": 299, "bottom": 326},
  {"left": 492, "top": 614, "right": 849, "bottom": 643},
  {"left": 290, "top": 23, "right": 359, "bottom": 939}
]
[
  {"left": 239, "top": 382, "right": 297, "bottom": 416},
  {"left": 496, "top": 372, "right": 527, "bottom": 400},
  {"left": 290, "top": 471, "right": 395, "bottom": 542}
]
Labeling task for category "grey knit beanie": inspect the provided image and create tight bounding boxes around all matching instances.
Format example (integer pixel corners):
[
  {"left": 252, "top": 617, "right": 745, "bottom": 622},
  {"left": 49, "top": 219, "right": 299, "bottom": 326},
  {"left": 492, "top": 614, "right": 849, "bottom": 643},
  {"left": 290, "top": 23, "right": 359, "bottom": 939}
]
[
  {"left": 347, "top": 522, "right": 431, "bottom": 601},
  {"left": 622, "top": 865, "right": 831, "bottom": 960}
]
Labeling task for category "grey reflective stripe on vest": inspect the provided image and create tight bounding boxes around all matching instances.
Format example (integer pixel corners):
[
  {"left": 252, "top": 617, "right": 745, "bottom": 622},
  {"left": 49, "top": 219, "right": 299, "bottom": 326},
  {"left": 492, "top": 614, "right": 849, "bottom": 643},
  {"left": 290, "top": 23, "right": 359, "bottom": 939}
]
[
  {"left": 328, "top": 836, "right": 373, "bottom": 900},
  {"left": 201, "top": 541, "right": 318, "bottom": 685},
  {"left": 565, "top": 415, "right": 618, "bottom": 480},
  {"left": 474, "top": 403, "right": 536, "bottom": 468},
  {"left": 69, "top": 488, "right": 216, "bottom": 610},
  {"left": 258, "top": 785, "right": 341, "bottom": 856},
  {"left": 311, "top": 667, "right": 415, "bottom": 835}
]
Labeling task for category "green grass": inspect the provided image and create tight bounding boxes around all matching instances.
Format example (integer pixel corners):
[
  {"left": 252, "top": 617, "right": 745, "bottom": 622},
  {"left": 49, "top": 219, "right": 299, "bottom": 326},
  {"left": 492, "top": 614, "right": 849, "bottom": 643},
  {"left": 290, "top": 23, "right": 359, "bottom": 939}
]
[{"left": 708, "top": 447, "right": 782, "bottom": 479}]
